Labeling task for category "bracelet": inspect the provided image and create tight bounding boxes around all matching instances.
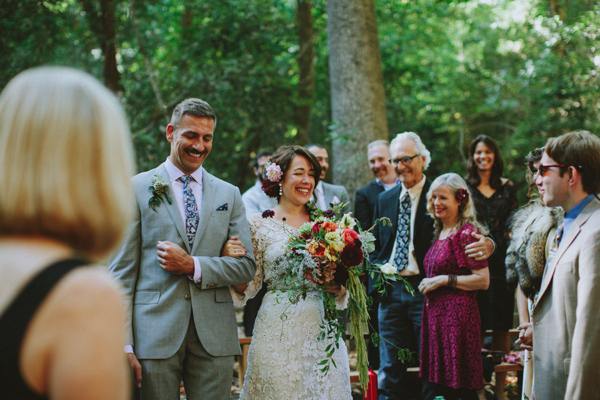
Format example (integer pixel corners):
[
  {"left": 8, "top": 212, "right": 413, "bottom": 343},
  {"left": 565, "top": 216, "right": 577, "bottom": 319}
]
[{"left": 447, "top": 274, "right": 457, "bottom": 289}]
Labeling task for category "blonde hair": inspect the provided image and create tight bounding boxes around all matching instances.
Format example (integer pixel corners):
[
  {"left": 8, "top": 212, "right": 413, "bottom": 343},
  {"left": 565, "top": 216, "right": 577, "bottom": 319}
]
[
  {"left": 0, "top": 67, "right": 135, "bottom": 260},
  {"left": 426, "top": 173, "right": 487, "bottom": 239}
]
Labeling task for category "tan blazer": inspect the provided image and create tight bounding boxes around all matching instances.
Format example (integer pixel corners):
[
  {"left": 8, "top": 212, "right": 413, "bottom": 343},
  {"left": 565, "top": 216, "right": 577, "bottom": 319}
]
[{"left": 532, "top": 197, "right": 600, "bottom": 400}]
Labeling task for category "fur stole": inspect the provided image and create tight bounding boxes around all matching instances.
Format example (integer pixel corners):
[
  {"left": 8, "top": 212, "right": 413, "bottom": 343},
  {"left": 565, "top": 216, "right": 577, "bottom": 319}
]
[{"left": 506, "top": 200, "right": 563, "bottom": 299}]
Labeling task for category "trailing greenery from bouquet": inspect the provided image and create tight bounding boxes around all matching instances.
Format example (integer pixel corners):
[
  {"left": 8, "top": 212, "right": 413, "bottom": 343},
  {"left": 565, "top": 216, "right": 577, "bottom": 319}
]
[{"left": 264, "top": 200, "right": 408, "bottom": 389}]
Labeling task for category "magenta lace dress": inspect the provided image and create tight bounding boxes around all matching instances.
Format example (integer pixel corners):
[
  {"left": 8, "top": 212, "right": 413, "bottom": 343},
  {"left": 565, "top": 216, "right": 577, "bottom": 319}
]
[{"left": 420, "top": 223, "right": 488, "bottom": 390}]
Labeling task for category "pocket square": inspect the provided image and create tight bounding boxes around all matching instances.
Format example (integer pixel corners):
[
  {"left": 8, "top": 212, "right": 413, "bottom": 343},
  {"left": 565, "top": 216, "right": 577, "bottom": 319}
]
[
  {"left": 331, "top": 196, "right": 340, "bottom": 204},
  {"left": 216, "top": 203, "right": 228, "bottom": 211}
]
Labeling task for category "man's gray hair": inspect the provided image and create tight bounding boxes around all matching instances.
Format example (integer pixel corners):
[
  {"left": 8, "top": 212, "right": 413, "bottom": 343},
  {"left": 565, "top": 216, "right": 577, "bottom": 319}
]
[
  {"left": 170, "top": 98, "right": 217, "bottom": 129},
  {"left": 367, "top": 139, "right": 390, "bottom": 153},
  {"left": 390, "top": 131, "right": 431, "bottom": 170}
]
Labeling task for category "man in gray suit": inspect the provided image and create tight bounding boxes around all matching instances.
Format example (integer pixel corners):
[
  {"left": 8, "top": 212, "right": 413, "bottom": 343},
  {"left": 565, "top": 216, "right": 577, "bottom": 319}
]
[
  {"left": 532, "top": 130, "right": 600, "bottom": 400},
  {"left": 110, "top": 98, "right": 256, "bottom": 400},
  {"left": 306, "top": 143, "right": 352, "bottom": 215}
]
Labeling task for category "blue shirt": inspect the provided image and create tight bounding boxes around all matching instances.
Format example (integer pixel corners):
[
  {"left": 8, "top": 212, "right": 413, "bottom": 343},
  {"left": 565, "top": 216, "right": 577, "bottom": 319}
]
[{"left": 563, "top": 194, "right": 596, "bottom": 238}]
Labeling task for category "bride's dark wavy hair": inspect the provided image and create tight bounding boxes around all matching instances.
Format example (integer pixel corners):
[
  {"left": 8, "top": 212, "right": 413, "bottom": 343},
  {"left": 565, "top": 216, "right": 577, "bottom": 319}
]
[{"left": 269, "top": 145, "right": 321, "bottom": 203}]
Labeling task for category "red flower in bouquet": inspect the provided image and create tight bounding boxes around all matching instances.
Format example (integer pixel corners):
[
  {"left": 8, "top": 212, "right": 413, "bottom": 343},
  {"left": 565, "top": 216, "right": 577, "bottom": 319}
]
[
  {"left": 306, "top": 239, "right": 327, "bottom": 257},
  {"left": 340, "top": 242, "right": 364, "bottom": 267},
  {"left": 311, "top": 221, "right": 324, "bottom": 235},
  {"left": 342, "top": 228, "right": 360, "bottom": 244},
  {"left": 322, "top": 221, "right": 338, "bottom": 233}
]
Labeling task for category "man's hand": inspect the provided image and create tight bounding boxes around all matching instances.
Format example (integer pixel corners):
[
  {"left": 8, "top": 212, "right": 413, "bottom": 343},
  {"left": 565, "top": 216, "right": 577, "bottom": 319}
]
[
  {"left": 465, "top": 232, "right": 494, "bottom": 261},
  {"left": 515, "top": 322, "right": 534, "bottom": 351},
  {"left": 156, "top": 241, "right": 194, "bottom": 275},
  {"left": 127, "top": 353, "right": 142, "bottom": 388}
]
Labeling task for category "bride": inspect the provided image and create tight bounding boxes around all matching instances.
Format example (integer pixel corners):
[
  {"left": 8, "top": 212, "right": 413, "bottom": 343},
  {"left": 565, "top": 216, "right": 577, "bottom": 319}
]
[{"left": 228, "top": 145, "right": 352, "bottom": 399}]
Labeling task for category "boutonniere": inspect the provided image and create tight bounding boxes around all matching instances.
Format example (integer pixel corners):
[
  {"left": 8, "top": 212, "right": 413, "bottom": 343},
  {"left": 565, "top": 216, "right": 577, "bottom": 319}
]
[{"left": 148, "top": 174, "right": 172, "bottom": 211}]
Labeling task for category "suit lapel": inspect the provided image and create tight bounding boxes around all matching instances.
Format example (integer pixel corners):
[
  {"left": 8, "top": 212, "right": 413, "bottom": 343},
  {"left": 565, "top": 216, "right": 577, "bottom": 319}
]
[
  {"left": 190, "top": 169, "right": 215, "bottom": 254},
  {"left": 322, "top": 182, "right": 332, "bottom": 206},
  {"left": 154, "top": 164, "right": 190, "bottom": 252},
  {"left": 413, "top": 179, "right": 431, "bottom": 237},
  {"left": 384, "top": 185, "right": 401, "bottom": 245},
  {"left": 536, "top": 199, "right": 598, "bottom": 307}
]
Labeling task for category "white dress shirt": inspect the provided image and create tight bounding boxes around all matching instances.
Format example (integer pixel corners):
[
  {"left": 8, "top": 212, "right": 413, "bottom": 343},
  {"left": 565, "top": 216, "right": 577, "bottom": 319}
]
[
  {"left": 388, "top": 175, "right": 427, "bottom": 276},
  {"left": 165, "top": 157, "right": 204, "bottom": 283}
]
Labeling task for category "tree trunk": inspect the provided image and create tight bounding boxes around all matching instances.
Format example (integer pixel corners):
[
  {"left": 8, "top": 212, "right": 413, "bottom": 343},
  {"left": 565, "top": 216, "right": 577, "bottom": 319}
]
[
  {"left": 327, "top": 0, "right": 388, "bottom": 206},
  {"left": 294, "top": 0, "right": 315, "bottom": 144},
  {"left": 80, "top": 0, "right": 121, "bottom": 92},
  {"left": 100, "top": 0, "right": 120, "bottom": 92}
]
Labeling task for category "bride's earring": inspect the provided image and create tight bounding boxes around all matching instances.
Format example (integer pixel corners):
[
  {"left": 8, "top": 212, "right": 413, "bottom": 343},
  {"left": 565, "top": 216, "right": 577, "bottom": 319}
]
[{"left": 279, "top": 184, "right": 283, "bottom": 196}]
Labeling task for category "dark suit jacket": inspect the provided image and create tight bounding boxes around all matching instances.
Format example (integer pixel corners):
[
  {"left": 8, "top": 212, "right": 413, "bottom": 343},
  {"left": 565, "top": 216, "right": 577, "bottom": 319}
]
[
  {"left": 355, "top": 180, "right": 385, "bottom": 232},
  {"left": 369, "top": 179, "right": 434, "bottom": 295}
]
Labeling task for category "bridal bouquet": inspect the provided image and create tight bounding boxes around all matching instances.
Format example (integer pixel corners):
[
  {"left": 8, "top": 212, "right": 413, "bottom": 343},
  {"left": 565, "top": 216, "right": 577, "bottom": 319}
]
[{"left": 267, "top": 202, "right": 383, "bottom": 389}]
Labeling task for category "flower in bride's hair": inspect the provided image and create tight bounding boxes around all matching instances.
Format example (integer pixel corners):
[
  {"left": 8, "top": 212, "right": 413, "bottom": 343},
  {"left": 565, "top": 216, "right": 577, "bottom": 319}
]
[
  {"left": 262, "top": 209, "right": 275, "bottom": 218},
  {"left": 261, "top": 179, "right": 280, "bottom": 198},
  {"left": 455, "top": 188, "right": 470, "bottom": 204},
  {"left": 340, "top": 242, "right": 364, "bottom": 267},
  {"left": 265, "top": 162, "right": 283, "bottom": 183}
]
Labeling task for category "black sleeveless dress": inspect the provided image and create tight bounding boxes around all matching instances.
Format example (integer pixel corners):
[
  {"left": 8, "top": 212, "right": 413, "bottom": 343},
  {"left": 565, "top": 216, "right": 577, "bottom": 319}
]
[{"left": 0, "top": 259, "right": 86, "bottom": 399}]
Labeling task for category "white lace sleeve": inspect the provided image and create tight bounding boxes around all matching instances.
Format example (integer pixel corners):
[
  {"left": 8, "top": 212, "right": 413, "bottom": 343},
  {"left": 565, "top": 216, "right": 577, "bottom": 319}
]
[
  {"left": 335, "top": 289, "right": 349, "bottom": 310},
  {"left": 230, "top": 214, "right": 265, "bottom": 308}
]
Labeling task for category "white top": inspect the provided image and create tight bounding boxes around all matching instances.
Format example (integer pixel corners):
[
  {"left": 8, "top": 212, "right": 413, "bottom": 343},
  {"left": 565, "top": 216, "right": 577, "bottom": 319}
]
[{"left": 388, "top": 175, "right": 427, "bottom": 276}]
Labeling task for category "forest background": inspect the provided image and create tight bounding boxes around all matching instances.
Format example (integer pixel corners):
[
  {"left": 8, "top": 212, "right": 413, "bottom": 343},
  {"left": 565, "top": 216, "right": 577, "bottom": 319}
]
[{"left": 2, "top": 0, "right": 599, "bottom": 205}]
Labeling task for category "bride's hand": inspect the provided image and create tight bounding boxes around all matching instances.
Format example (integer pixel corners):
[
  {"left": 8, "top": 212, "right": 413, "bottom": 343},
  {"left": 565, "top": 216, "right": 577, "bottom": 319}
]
[
  {"left": 221, "top": 236, "right": 247, "bottom": 257},
  {"left": 323, "top": 282, "right": 346, "bottom": 297}
]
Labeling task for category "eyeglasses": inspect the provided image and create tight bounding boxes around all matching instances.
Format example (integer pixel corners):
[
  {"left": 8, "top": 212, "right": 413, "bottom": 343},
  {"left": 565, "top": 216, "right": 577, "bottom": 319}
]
[
  {"left": 390, "top": 154, "right": 420, "bottom": 166},
  {"left": 537, "top": 164, "right": 565, "bottom": 177}
]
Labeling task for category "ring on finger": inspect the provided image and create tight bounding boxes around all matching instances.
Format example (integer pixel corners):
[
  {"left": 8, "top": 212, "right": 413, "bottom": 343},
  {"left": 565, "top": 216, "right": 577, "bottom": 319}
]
[{"left": 479, "top": 251, "right": 483, "bottom": 257}]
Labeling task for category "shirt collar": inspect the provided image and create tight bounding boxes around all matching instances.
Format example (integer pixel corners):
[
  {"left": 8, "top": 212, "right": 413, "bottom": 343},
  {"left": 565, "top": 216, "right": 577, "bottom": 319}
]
[
  {"left": 375, "top": 177, "right": 401, "bottom": 189},
  {"left": 400, "top": 175, "right": 426, "bottom": 200},
  {"left": 165, "top": 157, "right": 204, "bottom": 185}
]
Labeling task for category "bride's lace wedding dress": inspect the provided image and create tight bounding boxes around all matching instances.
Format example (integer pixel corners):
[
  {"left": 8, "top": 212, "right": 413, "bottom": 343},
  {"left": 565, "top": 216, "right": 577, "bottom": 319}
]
[{"left": 232, "top": 214, "right": 352, "bottom": 400}]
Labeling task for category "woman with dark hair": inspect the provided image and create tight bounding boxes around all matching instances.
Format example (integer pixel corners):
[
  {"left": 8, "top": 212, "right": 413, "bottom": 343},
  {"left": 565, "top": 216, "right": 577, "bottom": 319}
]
[
  {"left": 229, "top": 145, "right": 352, "bottom": 399},
  {"left": 466, "top": 135, "right": 518, "bottom": 400},
  {"left": 505, "top": 148, "right": 563, "bottom": 400}
]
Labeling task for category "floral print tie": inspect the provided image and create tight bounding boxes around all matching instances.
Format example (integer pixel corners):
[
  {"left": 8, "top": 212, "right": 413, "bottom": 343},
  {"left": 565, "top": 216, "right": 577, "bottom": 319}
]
[
  {"left": 393, "top": 192, "right": 411, "bottom": 271},
  {"left": 181, "top": 175, "right": 199, "bottom": 249}
]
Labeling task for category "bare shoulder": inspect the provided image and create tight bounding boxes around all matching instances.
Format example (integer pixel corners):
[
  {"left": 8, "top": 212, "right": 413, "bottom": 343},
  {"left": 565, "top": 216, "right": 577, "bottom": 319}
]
[{"left": 57, "top": 267, "right": 124, "bottom": 306}]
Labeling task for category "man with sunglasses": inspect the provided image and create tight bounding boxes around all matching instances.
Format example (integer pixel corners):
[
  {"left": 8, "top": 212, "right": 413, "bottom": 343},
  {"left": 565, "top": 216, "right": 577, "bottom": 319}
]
[
  {"left": 532, "top": 130, "right": 600, "bottom": 400},
  {"left": 370, "top": 132, "right": 494, "bottom": 400}
]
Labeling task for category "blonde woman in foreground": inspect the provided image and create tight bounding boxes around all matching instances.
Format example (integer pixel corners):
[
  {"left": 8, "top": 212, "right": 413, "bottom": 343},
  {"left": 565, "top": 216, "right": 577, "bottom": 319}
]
[{"left": 0, "top": 67, "right": 135, "bottom": 400}]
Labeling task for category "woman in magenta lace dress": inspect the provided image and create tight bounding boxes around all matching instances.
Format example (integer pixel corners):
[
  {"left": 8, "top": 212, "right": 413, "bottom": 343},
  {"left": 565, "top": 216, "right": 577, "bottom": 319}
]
[{"left": 418, "top": 173, "right": 490, "bottom": 400}]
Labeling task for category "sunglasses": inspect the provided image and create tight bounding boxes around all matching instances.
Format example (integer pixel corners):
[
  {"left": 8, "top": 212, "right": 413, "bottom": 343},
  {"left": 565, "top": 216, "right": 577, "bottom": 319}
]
[{"left": 536, "top": 164, "right": 565, "bottom": 177}]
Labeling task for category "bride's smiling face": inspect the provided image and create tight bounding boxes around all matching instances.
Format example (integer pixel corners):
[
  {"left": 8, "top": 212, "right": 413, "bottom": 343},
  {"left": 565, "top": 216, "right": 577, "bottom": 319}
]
[{"left": 280, "top": 155, "right": 316, "bottom": 206}]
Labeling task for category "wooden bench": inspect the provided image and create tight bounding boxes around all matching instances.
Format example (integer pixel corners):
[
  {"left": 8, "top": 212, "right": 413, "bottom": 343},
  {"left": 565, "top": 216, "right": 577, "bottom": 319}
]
[{"left": 237, "top": 337, "right": 252, "bottom": 387}]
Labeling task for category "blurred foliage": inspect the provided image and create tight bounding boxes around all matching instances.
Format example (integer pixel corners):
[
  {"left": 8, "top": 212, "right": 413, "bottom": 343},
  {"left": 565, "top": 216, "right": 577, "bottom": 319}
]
[{"left": 1, "top": 0, "right": 598, "bottom": 202}]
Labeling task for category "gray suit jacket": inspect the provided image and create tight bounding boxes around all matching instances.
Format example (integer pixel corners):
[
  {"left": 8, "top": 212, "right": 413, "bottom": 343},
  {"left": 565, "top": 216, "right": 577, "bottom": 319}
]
[
  {"left": 110, "top": 164, "right": 256, "bottom": 359},
  {"left": 532, "top": 197, "right": 600, "bottom": 400},
  {"left": 321, "top": 181, "right": 352, "bottom": 215}
]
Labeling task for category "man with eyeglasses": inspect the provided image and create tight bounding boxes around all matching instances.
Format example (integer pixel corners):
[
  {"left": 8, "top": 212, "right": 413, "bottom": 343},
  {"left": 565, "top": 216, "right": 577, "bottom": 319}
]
[
  {"left": 370, "top": 132, "right": 494, "bottom": 400},
  {"left": 531, "top": 130, "right": 600, "bottom": 400}
]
